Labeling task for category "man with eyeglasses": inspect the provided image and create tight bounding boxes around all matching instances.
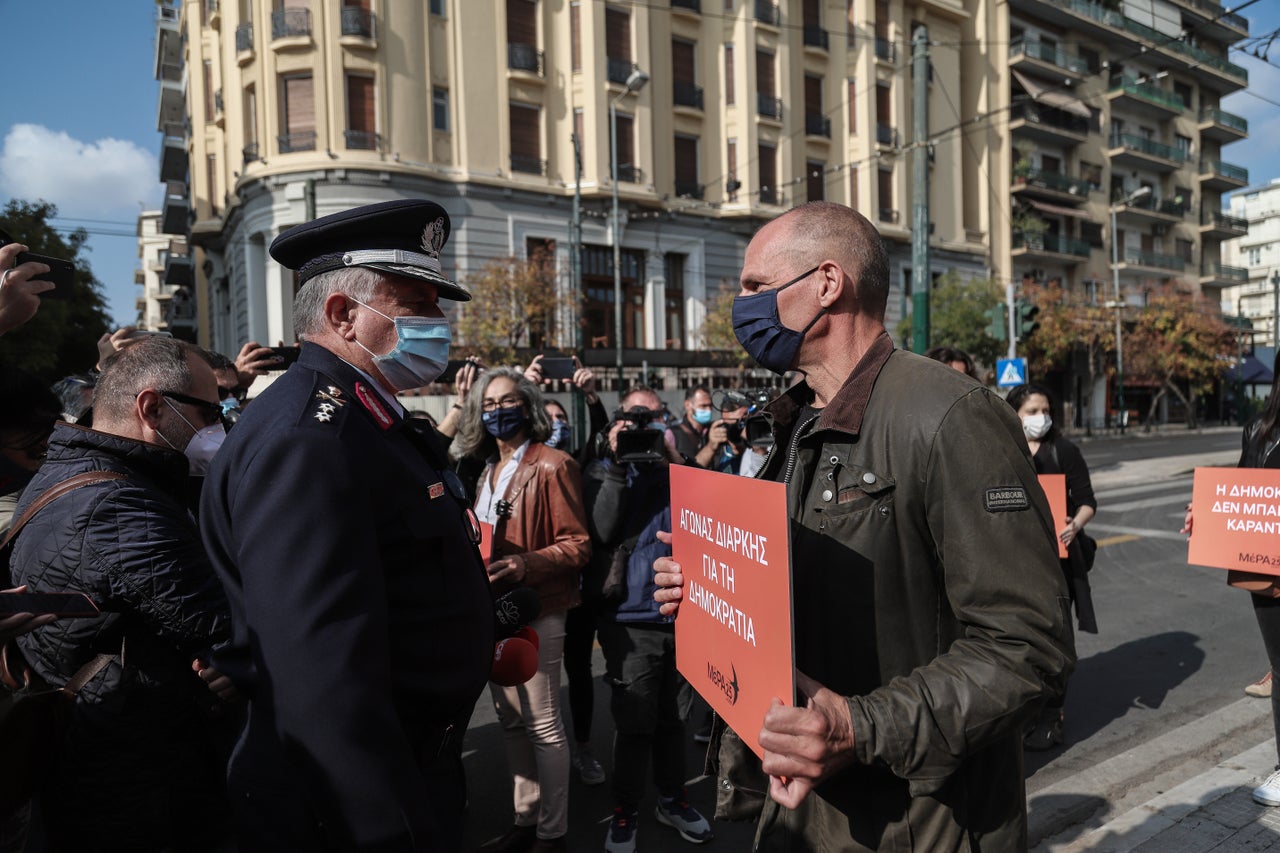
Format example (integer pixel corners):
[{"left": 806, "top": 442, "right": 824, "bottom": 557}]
[
  {"left": 6, "top": 335, "right": 235, "bottom": 850},
  {"left": 653, "top": 202, "right": 1074, "bottom": 852},
  {"left": 199, "top": 199, "right": 494, "bottom": 852}
]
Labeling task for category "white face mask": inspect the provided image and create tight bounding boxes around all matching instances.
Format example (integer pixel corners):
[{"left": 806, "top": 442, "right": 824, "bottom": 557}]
[
  {"left": 1021, "top": 413, "right": 1052, "bottom": 441},
  {"left": 159, "top": 399, "right": 227, "bottom": 475}
]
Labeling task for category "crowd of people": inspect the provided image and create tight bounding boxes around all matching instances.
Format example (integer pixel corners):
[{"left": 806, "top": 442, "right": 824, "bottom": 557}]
[{"left": 0, "top": 197, "right": 1172, "bottom": 853}]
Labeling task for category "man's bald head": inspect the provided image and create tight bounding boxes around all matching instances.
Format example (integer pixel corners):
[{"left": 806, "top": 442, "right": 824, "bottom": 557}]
[{"left": 768, "top": 202, "right": 890, "bottom": 319}]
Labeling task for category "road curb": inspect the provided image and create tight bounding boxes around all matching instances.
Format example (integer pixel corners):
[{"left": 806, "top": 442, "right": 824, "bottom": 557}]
[{"left": 1028, "top": 696, "right": 1272, "bottom": 848}]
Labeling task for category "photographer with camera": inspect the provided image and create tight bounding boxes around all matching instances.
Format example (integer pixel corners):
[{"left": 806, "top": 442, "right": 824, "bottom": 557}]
[{"left": 582, "top": 386, "right": 713, "bottom": 852}]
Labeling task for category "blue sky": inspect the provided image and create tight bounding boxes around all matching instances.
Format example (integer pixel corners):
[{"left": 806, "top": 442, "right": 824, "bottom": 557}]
[{"left": 0, "top": 1, "right": 1276, "bottom": 331}]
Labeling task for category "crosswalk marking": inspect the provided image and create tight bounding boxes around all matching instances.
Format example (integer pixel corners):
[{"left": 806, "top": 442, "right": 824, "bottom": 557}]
[{"left": 1096, "top": 534, "right": 1141, "bottom": 547}]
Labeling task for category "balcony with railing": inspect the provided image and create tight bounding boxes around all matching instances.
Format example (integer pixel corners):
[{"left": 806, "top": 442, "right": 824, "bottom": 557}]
[
  {"left": 235, "top": 22, "right": 253, "bottom": 53},
  {"left": 1009, "top": 101, "right": 1089, "bottom": 144},
  {"left": 879, "top": 208, "right": 901, "bottom": 225},
  {"left": 674, "top": 180, "right": 704, "bottom": 199},
  {"left": 1201, "top": 262, "right": 1249, "bottom": 285},
  {"left": 806, "top": 114, "right": 831, "bottom": 138},
  {"left": 340, "top": 6, "right": 376, "bottom": 40},
  {"left": 1013, "top": 167, "right": 1093, "bottom": 202},
  {"left": 673, "top": 81, "right": 704, "bottom": 110},
  {"left": 1198, "top": 107, "right": 1248, "bottom": 143},
  {"left": 1108, "top": 133, "right": 1188, "bottom": 172},
  {"left": 1120, "top": 248, "right": 1186, "bottom": 272},
  {"left": 1200, "top": 209, "right": 1248, "bottom": 238},
  {"left": 760, "top": 186, "right": 778, "bottom": 205},
  {"left": 754, "top": 0, "right": 780, "bottom": 26},
  {"left": 271, "top": 7, "right": 311, "bottom": 40},
  {"left": 159, "top": 125, "right": 188, "bottom": 183},
  {"left": 671, "top": 0, "right": 701, "bottom": 13},
  {"left": 875, "top": 37, "right": 895, "bottom": 63},
  {"left": 508, "top": 43, "right": 544, "bottom": 76},
  {"left": 757, "top": 94, "right": 783, "bottom": 120},
  {"left": 876, "top": 124, "right": 898, "bottom": 147},
  {"left": 242, "top": 142, "right": 261, "bottom": 166},
  {"left": 1112, "top": 192, "right": 1189, "bottom": 223},
  {"left": 1008, "top": 38, "right": 1088, "bottom": 79},
  {"left": 1108, "top": 75, "right": 1186, "bottom": 117},
  {"left": 607, "top": 57, "right": 637, "bottom": 85},
  {"left": 615, "top": 164, "right": 645, "bottom": 184},
  {"left": 160, "top": 181, "right": 190, "bottom": 236},
  {"left": 804, "top": 25, "right": 829, "bottom": 50},
  {"left": 278, "top": 131, "right": 317, "bottom": 153},
  {"left": 1199, "top": 158, "right": 1248, "bottom": 191},
  {"left": 511, "top": 154, "right": 547, "bottom": 176},
  {"left": 344, "top": 130, "right": 381, "bottom": 151},
  {"left": 1166, "top": 0, "right": 1248, "bottom": 38},
  {"left": 1012, "top": 231, "right": 1091, "bottom": 259}
]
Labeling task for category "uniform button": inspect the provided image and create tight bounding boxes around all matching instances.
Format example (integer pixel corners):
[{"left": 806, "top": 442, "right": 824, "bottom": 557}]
[
  {"left": 863, "top": 472, "right": 877, "bottom": 484},
  {"left": 879, "top": 506, "right": 890, "bottom": 517},
  {"left": 829, "top": 456, "right": 839, "bottom": 465},
  {"left": 822, "top": 489, "right": 833, "bottom": 501},
  {"left": 720, "top": 779, "right": 733, "bottom": 791}
]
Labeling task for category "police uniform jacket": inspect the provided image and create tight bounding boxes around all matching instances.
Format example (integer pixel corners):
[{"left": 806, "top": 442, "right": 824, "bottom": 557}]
[
  {"left": 711, "top": 332, "right": 1076, "bottom": 852},
  {"left": 200, "top": 342, "right": 494, "bottom": 851}
]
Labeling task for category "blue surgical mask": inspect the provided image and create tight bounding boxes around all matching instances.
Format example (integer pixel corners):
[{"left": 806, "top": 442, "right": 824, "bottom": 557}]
[
  {"left": 692, "top": 408, "right": 713, "bottom": 426},
  {"left": 547, "top": 419, "right": 572, "bottom": 449},
  {"left": 732, "top": 266, "right": 824, "bottom": 375},
  {"left": 483, "top": 407, "right": 529, "bottom": 441},
  {"left": 351, "top": 298, "right": 451, "bottom": 392}
]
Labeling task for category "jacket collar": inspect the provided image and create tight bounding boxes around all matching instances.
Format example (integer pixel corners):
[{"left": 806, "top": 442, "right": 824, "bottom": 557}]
[
  {"left": 43, "top": 421, "right": 190, "bottom": 495},
  {"left": 765, "top": 331, "right": 895, "bottom": 437},
  {"left": 298, "top": 342, "right": 405, "bottom": 432}
]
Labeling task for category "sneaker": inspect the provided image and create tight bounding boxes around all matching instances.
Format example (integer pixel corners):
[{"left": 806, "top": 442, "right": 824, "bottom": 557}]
[
  {"left": 1023, "top": 712, "right": 1064, "bottom": 752},
  {"left": 1246, "top": 671, "right": 1273, "bottom": 698},
  {"left": 1254, "top": 768, "right": 1280, "bottom": 806},
  {"left": 604, "top": 808, "right": 638, "bottom": 853},
  {"left": 572, "top": 745, "right": 606, "bottom": 786},
  {"left": 655, "top": 792, "right": 714, "bottom": 844}
]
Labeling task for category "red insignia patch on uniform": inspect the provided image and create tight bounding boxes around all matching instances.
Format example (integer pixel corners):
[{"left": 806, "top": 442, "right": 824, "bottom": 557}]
[
  {"left": 428, "top": 482, "right": 445, "bottom": 500},
  {"left": 354, "top": 382, "right": 394, "bottom": 430}
]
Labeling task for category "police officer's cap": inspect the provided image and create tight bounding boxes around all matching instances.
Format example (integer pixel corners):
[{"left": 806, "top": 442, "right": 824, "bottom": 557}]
[{"left": 269, "top": 199, "right": 470, "bottom": 301}]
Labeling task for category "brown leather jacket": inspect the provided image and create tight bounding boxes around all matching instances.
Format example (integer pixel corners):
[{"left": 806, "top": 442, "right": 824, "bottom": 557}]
[{"left": 483, "top": 441, "right": 591, "bottom": 613}]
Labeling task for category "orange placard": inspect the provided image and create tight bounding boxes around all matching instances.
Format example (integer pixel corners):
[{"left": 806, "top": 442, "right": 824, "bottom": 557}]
[
  {"left": 1037, "top": 474, "right": 1068, "bottom": 559},
  {"left": 1188, "top": 467, "right": 1280, "bottom": 575},
  {"left": 478, "top": 521, "right": 494, "bottom": 565},
  {"left": 671, "top": 466, "right": 793, "bottom": 760}
]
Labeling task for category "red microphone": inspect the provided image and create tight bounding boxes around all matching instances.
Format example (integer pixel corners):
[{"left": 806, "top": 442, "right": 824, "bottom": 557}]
[
  {"left": 491, "top": 636, "right": 539, "bottom": 686},
  {"left": 513, "top": 626, "right": 539, "bottom": 651}
]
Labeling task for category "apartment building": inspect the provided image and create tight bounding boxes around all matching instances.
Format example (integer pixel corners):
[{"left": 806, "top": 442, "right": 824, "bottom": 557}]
[
  {"left": 134, "top": 210, "right": 200, "bottom": 339},
  {"left": 151, "top": 0, "right": 995, "bottom": 372},
  {"left": 1222, "top": 179, "right": 1280, "bottom": 346},
  {"left": 993, "top": 0, "right": 1249, "bottom": 309}
]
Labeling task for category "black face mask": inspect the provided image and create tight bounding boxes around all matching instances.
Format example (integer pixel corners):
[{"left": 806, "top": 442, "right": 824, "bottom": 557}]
[{"left": 731, "top": 266, "right": 824, "bottom": 374}]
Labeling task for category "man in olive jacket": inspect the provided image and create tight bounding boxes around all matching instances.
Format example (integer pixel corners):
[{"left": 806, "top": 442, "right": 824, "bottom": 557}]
[{"left": 655, "top": 202, "right": 1075, "bottom": 851}]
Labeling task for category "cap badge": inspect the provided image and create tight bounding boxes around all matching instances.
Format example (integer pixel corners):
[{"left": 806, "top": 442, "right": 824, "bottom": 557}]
[{"left": 421, "top": 217, "right": 446, "bottom": 259}]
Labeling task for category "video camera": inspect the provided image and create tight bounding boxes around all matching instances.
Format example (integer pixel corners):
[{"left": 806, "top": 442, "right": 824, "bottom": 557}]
[
  {"left": 612, "top": 406, "right": 667, "bottom": 464},
  {"left": 714, "top": 388, "right": 776, "bottom": 449}
]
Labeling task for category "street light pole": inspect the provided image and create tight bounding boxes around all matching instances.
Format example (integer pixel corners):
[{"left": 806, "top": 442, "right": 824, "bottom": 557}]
[
  {"left": 611, "top": 67, "right": 649, "bottom": 393},
  {"left": 1110, "top": 186, "right": 1150, "bottom": 434}
]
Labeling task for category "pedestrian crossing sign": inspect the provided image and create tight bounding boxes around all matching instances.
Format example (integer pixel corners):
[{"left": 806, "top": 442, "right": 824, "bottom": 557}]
[{"left": 996, "top": 358, "right": 1027, "bottom": 388}]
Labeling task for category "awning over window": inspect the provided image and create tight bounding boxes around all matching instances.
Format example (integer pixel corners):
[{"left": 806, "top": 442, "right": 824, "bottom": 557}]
[
  {"left": 1025, "top": 198, "right": 1091, "bottom": 219},
  {"left": 1012, "top": 70, "right": 1092, "bottom": 119}
]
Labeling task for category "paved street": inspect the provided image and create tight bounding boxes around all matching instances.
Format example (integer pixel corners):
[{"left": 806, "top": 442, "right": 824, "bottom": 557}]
[{"left": 459, "top": 425, "right": 1280, "bottom": 851}]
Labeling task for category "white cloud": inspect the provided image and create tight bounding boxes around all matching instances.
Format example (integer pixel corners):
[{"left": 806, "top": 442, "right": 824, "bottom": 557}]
[{"left": 0, "top": 123, "right": 158, "bottom": 218}]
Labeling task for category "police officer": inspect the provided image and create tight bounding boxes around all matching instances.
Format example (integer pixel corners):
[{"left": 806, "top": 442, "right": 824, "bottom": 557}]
[{"left": 200, "top": 199, "right": 494, "bottom": 852}]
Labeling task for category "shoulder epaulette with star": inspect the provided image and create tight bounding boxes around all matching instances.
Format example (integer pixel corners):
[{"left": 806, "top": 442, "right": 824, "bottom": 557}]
[{"left": 303, "top": 379, "right": 351, "bottom": 428}]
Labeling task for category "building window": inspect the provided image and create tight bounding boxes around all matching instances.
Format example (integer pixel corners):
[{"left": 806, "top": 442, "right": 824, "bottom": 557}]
[
  {"left": 433, "top": 87, "right": 449, "bottom": 132},
  {"left": 847, "top": 0, "right": 856, "bottom": 47},
  {"left": 672, "top": 39, "right": 699, "bottom": 109},
  {"left": 756, "top": 50, "right": 775, "bottom": 98},
  {"left": 580, "top": 244, "right": 644, "bottom": 348},
  {"left": 207, "top": 153, "right": 219, "bottom": 214},
  {"left": 606, "top": 5, "right": 632, "bottom": 83},
  {"left": 1174, "top": 80, "right": 1193, "bottom": 111},
  {"left": 612, "top": 113, "right": 638, "bottom": 183},
  {"left": 280, "top": 73, "right": 316, "bottom": 152},
  {"left": 244, "top": 83, "right": 258, "bottom": 151},
  {"left": 1249, "top": 247, "right": 1262, "bottom": 265},
  {"left": 573, "top": 108, "right": 584, "bottom": 158},
  {"left": 508, "top": 0, "right": 538, "bottom": 68},
  {"left": 807, "top": 160, "right": 825, "bottom": 202},
  {"left": 725, "top": 44, "right": 735, "bottom": 105},
  {"left": 1175, "top": 133, "right": 1192, "bottom": 158},
  {"left": 429, "top": 0, "right": 445, "bottom": 15},
  {"left": 509, "top": 102, "right": 543, "bottom": 174},
  {"left": 878, "top": 166, "right": 894, "bottom": 222},
  {"left": 850, "top": 164, "right": 859, "bottom": 206},
  {"left": 345, "top": 73, "right": 377, "bottom": 150},
  {"left": 674, "top": 135, "right": 700, "bottom": 198},
  {"left": 204, "top": 60, "right": 216, "bottom": 122},
  {"left": 664, "top": 253, "right": 685, "bottom": 349},
  {"left": 848, "top": 77, "right": 857, "bottom": 134},
  {"left": 570, "top": 1, "right": 581, "bottom": 72},
  {"left": 1175, "top": 238, "right": 1193, "bottom": 262},
  {"left": 758, "top": 143, "right": 777, "bottom": 205},
  {"left": 1080, "top": 160, "right": 1102, "bottom": 190},
  {"left": 726, "top": 138, "right": 738, "bottom": 201}
]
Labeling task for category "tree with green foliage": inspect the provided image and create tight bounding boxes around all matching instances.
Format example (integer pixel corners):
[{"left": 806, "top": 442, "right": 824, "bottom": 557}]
[
  {"left": 898, "top": 272, "right": 1007, "bottom": 369},
  {"left": 0, "top": 200, "right": 111, "bottom": 383},
  {"left": 1021, "top": 280, "right": 1115, "bottom": 401},
  {"left": 1124, "top": 289, "right": 1237, "bottom": 429}
]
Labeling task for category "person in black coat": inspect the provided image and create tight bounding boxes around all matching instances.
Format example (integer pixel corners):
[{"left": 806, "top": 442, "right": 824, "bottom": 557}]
[
  {"left": 199, "top": 199, "right": 494, "bottom": 852},
  {"left": 1006, "top": 382, "right": 1097, "bottom": 751}
]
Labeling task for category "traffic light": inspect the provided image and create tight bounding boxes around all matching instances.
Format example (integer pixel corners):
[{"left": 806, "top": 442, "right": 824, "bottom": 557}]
[
  {"left": 985, "top": 304, "right": 1007, "bottom": 341},
  {"left": 1016, "top": 300, "right": 1041, "bottom": 340}
]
